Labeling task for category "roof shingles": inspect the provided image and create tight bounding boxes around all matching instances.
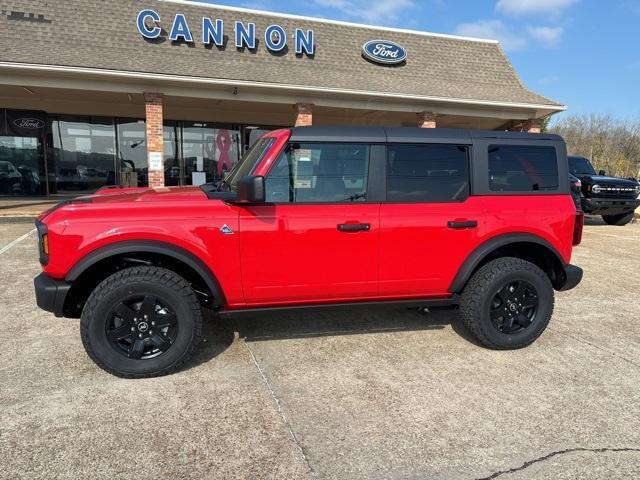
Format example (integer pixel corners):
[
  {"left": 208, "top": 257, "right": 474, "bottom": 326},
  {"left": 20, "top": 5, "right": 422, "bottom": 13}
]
[{"left": 0, "top": 0, "right": 563, "bottom": 107}]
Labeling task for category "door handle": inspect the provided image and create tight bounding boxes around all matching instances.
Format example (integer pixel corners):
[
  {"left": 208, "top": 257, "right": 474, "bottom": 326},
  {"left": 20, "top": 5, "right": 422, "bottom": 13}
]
[
  {"left": 447, "top": 220, "right": 477, "bottom": 229},
  {"left": 337, "top": 223, "right": 371, "bottom": 232}
]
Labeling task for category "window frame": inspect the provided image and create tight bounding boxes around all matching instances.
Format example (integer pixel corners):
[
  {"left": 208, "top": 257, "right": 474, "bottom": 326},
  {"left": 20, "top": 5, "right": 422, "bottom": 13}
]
[
  {"left": 382, "top": 142, "right": 472, "bottom": 204},
  {"left": 262, "top": 141, "right": 381, "bottom": 205},
  {"left": 472, "top": 138, "right": 569, "bottom": 196}
]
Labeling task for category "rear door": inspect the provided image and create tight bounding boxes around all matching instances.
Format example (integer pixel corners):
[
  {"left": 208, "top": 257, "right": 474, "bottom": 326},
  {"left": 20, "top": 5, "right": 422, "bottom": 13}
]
[
  {"left": 379, "top": 142, "right": 484, "bottom": 297},
  {"left": 239, "top": 142, "right": 380, "bottom": 305}
]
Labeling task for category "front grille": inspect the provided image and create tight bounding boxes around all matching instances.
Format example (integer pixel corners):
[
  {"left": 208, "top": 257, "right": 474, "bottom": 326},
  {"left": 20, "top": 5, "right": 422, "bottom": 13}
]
[{"left": 594, "top": 185, "right": 637, "bottom": 199}]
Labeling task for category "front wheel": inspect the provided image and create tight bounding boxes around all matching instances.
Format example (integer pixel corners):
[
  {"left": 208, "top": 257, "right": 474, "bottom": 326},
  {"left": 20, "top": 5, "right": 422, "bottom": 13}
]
[
  {"left": 80, "top": 266, "right": 202, "bottom": 378},
  {"left": 459, "top": 257, "right": 554, "bottom": 349},
  {"left": 602, "top": 212, "right": 634, "bottom": 226}
]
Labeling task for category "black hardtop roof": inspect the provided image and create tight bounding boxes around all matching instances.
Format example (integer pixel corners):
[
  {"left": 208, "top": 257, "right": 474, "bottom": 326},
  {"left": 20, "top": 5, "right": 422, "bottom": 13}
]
[{"left": 289, "top": 126, "right": 563, "bottom": 143}]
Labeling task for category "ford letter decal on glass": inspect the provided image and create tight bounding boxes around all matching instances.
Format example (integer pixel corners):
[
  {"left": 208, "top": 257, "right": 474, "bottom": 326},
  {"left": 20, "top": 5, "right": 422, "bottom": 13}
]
[
  {"left": 13, "top": 118, "right": 45, "bottom": 129},
  {"left": 362, "top": 40, "right": 407, "bottom": 65}
]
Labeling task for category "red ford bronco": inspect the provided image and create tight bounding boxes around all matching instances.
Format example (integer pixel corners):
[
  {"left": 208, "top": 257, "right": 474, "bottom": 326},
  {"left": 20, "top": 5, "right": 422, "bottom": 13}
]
[{"left": 34, "top": 127, "right": 583, "bottom": 378}]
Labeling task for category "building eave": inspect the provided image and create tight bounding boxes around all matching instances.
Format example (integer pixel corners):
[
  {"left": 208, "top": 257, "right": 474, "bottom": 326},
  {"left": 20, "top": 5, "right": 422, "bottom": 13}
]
[{"left": 0, "top": 62, "right": 568, "bottom": 115}]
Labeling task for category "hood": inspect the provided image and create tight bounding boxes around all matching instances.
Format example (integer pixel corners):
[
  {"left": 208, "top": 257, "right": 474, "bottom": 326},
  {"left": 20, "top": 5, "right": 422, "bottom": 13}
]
[
  {"left": 578, "top": 175, "right": 639, "bottom": 186},
  {"left": 87, "top": 186, "right": 208, "bottom": 204},
  {"left": 38, "top": 186, "right": 209, "bottom": 221}
]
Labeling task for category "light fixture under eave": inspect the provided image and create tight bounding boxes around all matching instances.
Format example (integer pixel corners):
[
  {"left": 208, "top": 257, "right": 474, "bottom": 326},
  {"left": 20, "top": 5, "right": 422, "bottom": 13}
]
[{"left": 22, "top": 87, "right": 34, "bottom": 94}]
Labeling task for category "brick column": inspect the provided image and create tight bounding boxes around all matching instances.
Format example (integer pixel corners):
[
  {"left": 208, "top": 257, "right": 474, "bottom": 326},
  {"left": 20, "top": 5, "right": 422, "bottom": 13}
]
[
  {"left": 417, "top": 111, "right": 437, "bottom": 128},
  {"left": 510, "top": 119, "right": 541, "bottom": 133},
  {"left": 294, "top": 103, "right": 314, "bottom": 127},
  {"left": 144, "top": 92, "right": 164, "bottom": 188}
]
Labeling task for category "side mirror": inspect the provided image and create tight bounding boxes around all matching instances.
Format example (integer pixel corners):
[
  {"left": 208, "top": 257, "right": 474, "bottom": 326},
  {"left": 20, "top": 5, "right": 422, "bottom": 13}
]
[
  {"left": 598, "top": 170, "right": 606, "bottom": 176},
  {"left": 235, "top": 175, "right": 265, "bottom": 204}
]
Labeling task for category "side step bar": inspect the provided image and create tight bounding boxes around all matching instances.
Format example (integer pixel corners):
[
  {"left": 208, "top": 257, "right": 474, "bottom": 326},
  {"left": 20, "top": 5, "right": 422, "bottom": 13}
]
[{"left": 219, "top": 295, "right": 459, "bottom": 318}]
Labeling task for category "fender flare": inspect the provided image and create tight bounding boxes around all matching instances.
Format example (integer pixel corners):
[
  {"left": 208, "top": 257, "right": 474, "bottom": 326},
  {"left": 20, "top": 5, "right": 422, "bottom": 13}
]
[
  {"left": 66, "top": 240, "right": 226, "bottom": 305},
  {"left": 448, "top": 233, "right": 566, "bottom": 293}
]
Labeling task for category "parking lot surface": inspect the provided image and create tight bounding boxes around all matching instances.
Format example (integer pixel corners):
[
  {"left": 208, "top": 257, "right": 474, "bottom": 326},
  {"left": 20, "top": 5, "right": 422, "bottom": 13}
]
[{"left": 1, "top": 218, "right": 638, "bottom": 479}]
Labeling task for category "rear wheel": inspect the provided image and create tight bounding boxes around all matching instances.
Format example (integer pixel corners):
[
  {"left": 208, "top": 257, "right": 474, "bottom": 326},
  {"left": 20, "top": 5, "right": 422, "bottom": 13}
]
[
  {"left": 459, "top": 257, "right": 554, "bottom": 349},
  {"left": 602, "top": 212, "right": 634, "bottom": 226},
  {"left": 80, "top": 266, "right": 202, "bottom": 378}
]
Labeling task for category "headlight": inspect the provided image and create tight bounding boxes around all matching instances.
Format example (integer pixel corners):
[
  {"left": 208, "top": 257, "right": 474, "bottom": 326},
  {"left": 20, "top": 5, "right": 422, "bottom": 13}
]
[{"left": 591, "top": 184, "right": 602, "bottom": 194}]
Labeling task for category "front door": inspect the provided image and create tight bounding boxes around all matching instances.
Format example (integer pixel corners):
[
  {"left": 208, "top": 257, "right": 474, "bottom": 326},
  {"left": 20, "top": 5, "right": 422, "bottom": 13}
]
[
  {"left": 239, "top": 142, "right": 379, "bottom": 305},
  {"left": 379, "top": 143, "right": 482, "bottom": 297}
]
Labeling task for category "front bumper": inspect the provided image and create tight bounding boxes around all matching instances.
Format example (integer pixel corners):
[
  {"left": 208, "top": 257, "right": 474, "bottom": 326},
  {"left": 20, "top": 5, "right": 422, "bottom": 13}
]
[
  {"left": 581, "top": 197, "right": 640, "bottom": 215},
  {"left": 34, "top": 273, "right": 71, "bottom": 317},
  {"left": 558, "top": 264, "right": 583, "bottom": 292}
]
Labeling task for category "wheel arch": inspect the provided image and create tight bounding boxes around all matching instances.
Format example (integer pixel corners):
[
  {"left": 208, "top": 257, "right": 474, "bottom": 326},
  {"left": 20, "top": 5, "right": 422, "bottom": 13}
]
[
  {"left": 63, "top": 240, "right": 226, "bottom": 317},
  {"left": 449, "top": 233, "right": 568, "bottom": 293}
]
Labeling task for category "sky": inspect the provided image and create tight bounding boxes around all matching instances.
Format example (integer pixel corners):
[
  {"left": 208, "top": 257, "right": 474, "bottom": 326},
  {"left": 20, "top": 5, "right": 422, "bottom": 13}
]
[{"left": 193, "top": 0, "right": 640, "bottom": 119}]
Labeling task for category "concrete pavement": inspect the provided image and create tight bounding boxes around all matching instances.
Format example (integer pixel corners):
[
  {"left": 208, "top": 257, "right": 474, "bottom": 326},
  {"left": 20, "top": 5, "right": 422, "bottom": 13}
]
[{"left": 0, "top": 219, "right": 638, "bottom": 479}]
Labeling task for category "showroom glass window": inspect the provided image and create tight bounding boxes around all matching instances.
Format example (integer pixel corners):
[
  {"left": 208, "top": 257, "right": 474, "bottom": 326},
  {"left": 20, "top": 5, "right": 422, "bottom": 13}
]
[
  {"left": 0, "top": 136, "right": 46, "bottom": 195},
  {"left": 164, "top": 121, "right": 180, "bottom": 186},
  {"left": 488, "top": 145, "right": 559, "bottom": 191},
  {"left": 49, "top": 116, "right": 117, "bottom": 194},
  {"left": 117, "top": 119, "right": 148, "bottom": 187},
  {"left": 182, "top": 123, "right": 241, "bottom": 185},
  {"left": 265, "top": 143, "right": 370, "bottom": 202},
  {"left": 386, "top": 144, "right": 470, "bottom": 202}
]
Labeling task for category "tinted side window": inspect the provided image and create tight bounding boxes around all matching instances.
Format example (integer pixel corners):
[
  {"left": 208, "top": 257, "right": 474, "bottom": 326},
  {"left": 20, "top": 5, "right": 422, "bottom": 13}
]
[
  {"left": 265, "top": 143, "right": 369, "bottom": 203},
  {"left": 386, "top": 144, "right": 469, "bottom": 202},
  {"left": 489, "top": 145, "right": 558, "bottom": 192}
]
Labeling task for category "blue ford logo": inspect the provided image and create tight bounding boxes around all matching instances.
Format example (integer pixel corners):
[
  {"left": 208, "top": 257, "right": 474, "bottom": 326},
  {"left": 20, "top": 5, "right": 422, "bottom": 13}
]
[{"left": 362, "top": 40, "right": 407, "bottom": 65}]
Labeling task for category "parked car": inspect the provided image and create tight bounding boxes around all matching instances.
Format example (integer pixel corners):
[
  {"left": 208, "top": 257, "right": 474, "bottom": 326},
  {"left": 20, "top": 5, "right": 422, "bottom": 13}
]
[
  {"left": 568, "top": 155, "right": 640, "bottom": 225},
  {"left": 34, "top": 127, "right": 583, "bottom": 378},
  {"left": 56, "top": 166, "right": 89, "bottom": 191},
  {"left": 17, "top": 165, "right": 41, "bottom": 195},
  {"left": 0, "top": 160, "right": 23, "bottom": 195}
]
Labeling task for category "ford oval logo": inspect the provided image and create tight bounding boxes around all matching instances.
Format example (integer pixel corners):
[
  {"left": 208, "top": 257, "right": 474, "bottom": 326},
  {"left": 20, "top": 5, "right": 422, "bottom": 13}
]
[
  {"left": 13, "top": 118, "right": 45, "bottom": 129},
  {"left": 362, "top": 40, "right": 407, "bottom": 65}
]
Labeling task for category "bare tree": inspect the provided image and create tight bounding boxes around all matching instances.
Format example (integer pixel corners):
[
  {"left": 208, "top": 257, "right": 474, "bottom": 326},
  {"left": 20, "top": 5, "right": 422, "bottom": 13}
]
[{"left": 550, "top": 114, "right": 640, "bottom": 179}]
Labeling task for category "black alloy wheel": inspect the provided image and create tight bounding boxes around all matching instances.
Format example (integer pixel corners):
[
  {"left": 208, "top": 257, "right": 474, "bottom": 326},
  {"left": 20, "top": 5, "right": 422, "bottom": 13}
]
[
  {"left": 459, "top": 257, "right": 554, "bottom": 350},
  {"left": 489, "top": 280, "right": 538, "bottom": 334},
  {"left": 106, "top": 295, "right": 179, "bottom": 360},
  {"left": 81, "top": 266, "right": 203, "bottom": 378}
]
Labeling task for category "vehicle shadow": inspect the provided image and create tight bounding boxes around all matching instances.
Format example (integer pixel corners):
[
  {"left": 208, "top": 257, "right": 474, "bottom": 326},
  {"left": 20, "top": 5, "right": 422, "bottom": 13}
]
[
  {"left": 584, "top": 215, "right": 607, "bottom": 226},
  {"left": 185, "top": 306, "right": 483, "bottom": 370},
  {"left": 583, "top": 214, "right": 638, "bottom": 226}
]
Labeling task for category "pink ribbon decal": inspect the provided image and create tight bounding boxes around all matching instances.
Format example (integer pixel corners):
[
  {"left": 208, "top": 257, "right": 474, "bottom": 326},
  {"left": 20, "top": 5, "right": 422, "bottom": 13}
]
[{"left": 216, "top": 129, "right": 233, "bottom": 176}]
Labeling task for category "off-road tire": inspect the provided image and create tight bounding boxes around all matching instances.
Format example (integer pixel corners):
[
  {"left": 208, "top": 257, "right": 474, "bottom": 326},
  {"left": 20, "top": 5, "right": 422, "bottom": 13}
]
[
  {"left": 80, "top": 266, "right": 202, "bottom": 378},
  {"left": 459, "top": 257, "right": 554, "bottom": 349},
  {"left": 602, "top": 212, "right": 634, "bottom": 226}
]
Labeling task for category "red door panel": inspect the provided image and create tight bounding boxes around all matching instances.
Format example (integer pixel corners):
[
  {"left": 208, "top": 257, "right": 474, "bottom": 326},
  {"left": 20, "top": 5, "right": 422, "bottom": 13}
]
[
  {"left": 379, "top": 197, "right": 485, "bottom": 297},
  {"left": 239, "top": 204, "right": 379, "bottom": 306}
]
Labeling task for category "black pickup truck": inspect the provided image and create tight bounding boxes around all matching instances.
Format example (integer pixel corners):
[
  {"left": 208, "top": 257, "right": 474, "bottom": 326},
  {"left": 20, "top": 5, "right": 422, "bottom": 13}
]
[{"left": 569, "top": 156, "right": 640, "bottom": 225}]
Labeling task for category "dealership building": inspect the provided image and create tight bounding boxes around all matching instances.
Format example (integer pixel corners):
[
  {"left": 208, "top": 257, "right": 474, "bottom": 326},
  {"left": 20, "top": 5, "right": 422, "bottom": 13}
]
[{"left": 0, "top": 0, "right": 565, "bottom": 196}]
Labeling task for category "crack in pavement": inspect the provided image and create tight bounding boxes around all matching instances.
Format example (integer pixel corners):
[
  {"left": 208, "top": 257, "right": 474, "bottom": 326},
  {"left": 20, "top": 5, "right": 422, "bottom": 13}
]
[
  {"left": 244, "top": 341, "right": 316, "bottom": 478},
  {"left": 474, "top": 447, "right": 640, "bottom": 480}
]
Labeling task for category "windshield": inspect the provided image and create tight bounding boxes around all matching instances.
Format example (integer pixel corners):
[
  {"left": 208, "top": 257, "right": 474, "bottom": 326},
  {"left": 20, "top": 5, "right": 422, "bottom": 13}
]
[
  {"left": 569, "top": 156, "right": 596, "bottom": 176},
  {"left": 222, "top": 137, "right": 274, "bottom": 192}
]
